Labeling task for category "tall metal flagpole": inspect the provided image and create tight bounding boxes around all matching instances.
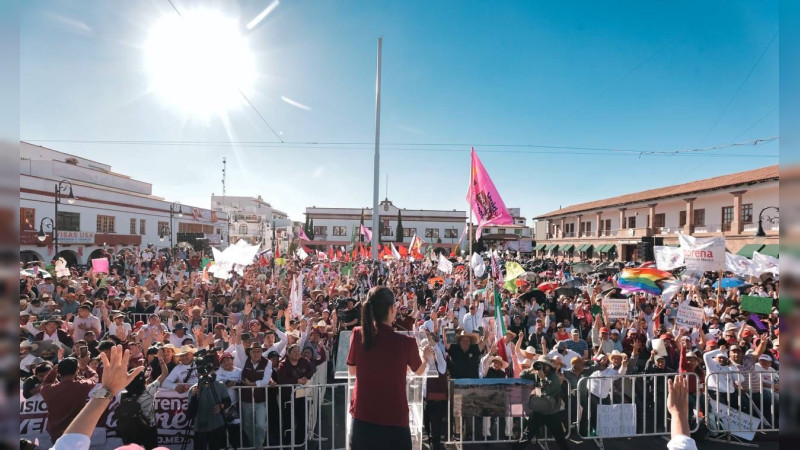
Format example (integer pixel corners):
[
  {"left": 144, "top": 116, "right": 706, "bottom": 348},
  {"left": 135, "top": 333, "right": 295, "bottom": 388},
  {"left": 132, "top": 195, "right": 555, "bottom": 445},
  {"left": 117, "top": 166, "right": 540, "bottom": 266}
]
[
  {"left": 371, "top": 37, "right": 382, "bottom": 260},
  {"left": 468, "top": 166, "right": 474, "bottom": 294}
]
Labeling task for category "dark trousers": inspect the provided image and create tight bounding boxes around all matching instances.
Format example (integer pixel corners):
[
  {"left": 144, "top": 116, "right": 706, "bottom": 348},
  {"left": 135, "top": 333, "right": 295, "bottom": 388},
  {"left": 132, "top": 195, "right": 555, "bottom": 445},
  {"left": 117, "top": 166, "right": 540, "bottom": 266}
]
[
  {"left": 350, "top": 418, "right": 412, "bottom": 450},
  {"left": 122, "top": 424, "right": 159, "bottom": 450},
  {"left": 226, "top": 423, "right": 241, "bottom": 448},
  {"left": 527, "top": 412, "right": 570, "bottom": 450},
  {"left": 194, "top": 425, "right": 226, "bottom": 450},
  {"left": 425, "top": 400, "right": 447, "bottom": 450}
]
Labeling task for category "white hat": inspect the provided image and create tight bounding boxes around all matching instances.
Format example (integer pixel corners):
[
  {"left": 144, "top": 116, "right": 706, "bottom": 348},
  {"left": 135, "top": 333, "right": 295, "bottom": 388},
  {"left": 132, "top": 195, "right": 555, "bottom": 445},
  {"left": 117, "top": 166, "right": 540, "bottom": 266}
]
[
  {"left": 610, "top": 329, "right": 620, "bottom": 335},
  {"left": 758, "top": 354, "right": 772, "bottom": 362},
  {"left": 723, "top": 323, "right": 738, "bottom": 332}
]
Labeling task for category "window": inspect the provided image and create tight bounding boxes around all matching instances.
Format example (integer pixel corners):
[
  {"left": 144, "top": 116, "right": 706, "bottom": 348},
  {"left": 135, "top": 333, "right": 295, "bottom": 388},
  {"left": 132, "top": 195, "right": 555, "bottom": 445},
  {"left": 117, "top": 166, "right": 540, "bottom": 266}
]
[
  {"left": 158, "top": 221, "right": 169, "bottom": 234},
  {"left": 97, "top": 215, "right": 115, "bottom": 233},
  {"left": 580, "top": 221, "right": 592, "bottom": 236},
  {"left": 628, "top": 216, "right": 637, "bottom": 229},
  {"left": 403, "top": 228, "right": 416, "bottom": 237},
  {"left": 741, "top": 203, "right": 753, "bottom": 224},
  {"left": 653, "top": 213, "right": 666, "bottom": 229},
  {"left": 444, "top": 228, "right": 458, "bottom": 238},
  {"left": 425, "top": 228, "right": 440, "bottom": 238},
  {"left": 313, "top": 226, "right": 327, "bottom": 236},
  {"left": 693, "top": 209, "right": 705, "bottom": 226},
  {"left": 605, "top": 219, "right": 611, "bottom": 232},
  {"left": 497, "top": 228, "right": 506, "bottom": 234},
  {"left": 722, "top": 206, "right": 734, "bottom": 231},
  {"left": 130, "top": 218, "right": 137, "bottom": 234},
  {"left": 20, "top": 207, "right": 35, "bottom": 231},
  {"left": 515, "top": 229, "right": 522, "bottom": 235},
  {"left": 333, "top": 226, "right": 347, "bottom": 236},
  {"left": 599, "top": 219, "right": 611, "bottom": 235},
  {"left": 679, "top": 211, "right": 686, "bottom": 227},
  {"left": 239, "top": 224, "right": 248, "bottom": 234},
  {"left": 381, "top": 227, "right": 394, "bottom": 236},
  {"left": 179, "top": 223, "right": 213, "bottom": 234},
  {"left": 57, "top": 212, "right": 80, "bottom": 231},
  {"left": 564, "top": 223, "right": 575, "bottom": 236},
  {"left": 140, "top": 219, "right": 146, "bottom": 235}
]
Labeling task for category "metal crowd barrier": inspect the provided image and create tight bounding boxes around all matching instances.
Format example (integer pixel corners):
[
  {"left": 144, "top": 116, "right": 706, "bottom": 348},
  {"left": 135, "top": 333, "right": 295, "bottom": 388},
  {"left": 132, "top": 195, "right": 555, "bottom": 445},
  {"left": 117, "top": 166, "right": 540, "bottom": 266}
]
[
  {"left": 704, "top": 370, "right": 779, "bottom": 442},
  {"left": 575, "top": 372, "right": 700, "bottom": 447},
  {"left": 444, "top": 378, "right": 572, "bottom": 450},
  {"left": 230, "top": 383, "right": 348, "bottom": 450}
]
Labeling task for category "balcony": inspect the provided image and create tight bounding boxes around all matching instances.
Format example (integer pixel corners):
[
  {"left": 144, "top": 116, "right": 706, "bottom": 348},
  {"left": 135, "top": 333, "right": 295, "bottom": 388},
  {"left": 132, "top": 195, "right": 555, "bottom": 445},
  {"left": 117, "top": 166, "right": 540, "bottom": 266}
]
[
  {"left": 564, "top": 232, "right": 576, "bottom": 238},
  {"left": 623, "top": 228, "right": 653, "bottom": 238},
  {"left": 693, "top": 224, "right": 721, "bottom": 234},
  {"left": 655, "top": 227, "right": 680, "bottom": 235}
]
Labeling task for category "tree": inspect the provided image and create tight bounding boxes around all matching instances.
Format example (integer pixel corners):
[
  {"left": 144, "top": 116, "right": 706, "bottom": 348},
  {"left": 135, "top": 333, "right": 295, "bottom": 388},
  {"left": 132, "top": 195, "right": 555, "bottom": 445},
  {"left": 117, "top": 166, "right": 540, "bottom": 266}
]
[
  {"left": 288, "top": 240, "right": 298, "bottom": 257},
  {"left": 396, "top": 210, "right": 404, "bottom": 243},
  {"left": 359, "top": 209, "right": 365, "bottom": 243},
  {"left": 303, "top": 215, "right": 310, "bottom": 237},
  {"left": 308, "top": 218, "right": 315, "bottom": 240}
]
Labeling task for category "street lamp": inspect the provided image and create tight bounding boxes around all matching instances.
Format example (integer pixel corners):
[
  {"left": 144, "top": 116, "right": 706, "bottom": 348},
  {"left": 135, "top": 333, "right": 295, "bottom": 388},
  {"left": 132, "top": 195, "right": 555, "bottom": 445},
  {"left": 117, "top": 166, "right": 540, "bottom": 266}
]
[
  {"left": 38, "top": 217, "right": 55, "bottom": 242},
  {"left": 754, "top": 206, "right": 779, "bottom": 239},
  {"left": 159, "top": 225, "right": 170, "bottom": 242},
  {"left": 53, "top": 180, "right": 78, "bottom": 259}
]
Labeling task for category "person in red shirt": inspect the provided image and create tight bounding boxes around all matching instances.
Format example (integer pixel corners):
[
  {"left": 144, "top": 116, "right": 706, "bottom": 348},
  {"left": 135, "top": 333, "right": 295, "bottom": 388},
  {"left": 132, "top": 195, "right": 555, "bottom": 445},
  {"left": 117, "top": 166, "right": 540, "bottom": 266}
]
[
  {"left": 346, "top": 286, "right": 433, "bottom": 450},
  {"left": 39, "top": 356, "right": 99, "bottom": 441}
]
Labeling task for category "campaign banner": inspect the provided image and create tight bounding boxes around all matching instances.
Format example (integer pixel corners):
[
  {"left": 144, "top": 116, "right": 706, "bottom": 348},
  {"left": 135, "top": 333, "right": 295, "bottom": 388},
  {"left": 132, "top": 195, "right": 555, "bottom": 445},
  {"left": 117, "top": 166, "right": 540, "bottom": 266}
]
[
  {"left": 708, "top": 399, "right": 760, "bottom": 440},
  {"left": 596, "top": 403, "right": 637, "bottom": 437},
  {"left": 603, "top": 298, "right": 629, "bottom": 320},
  {"left": 452, "top": 378, "right": 536, "bottom": 418},
  {"left": 20, "top": 389, "right": 193, "bottom": 449},
  {"left": 676, "top": 304, "right": 704, "bottom": 329},
  {"left": 654, "top": 246, "right": 684, "bottom": 270},
  {"left": 678, "top": 233, "right": 726, "bottom": 272}
]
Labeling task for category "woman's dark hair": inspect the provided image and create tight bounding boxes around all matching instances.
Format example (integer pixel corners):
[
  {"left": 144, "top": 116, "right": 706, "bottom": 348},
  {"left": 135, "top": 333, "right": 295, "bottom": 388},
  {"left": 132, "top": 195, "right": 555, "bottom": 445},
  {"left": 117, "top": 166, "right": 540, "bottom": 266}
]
[
  {"left": 361, "top": 286, "right": 395, "bottom": 351},
  {"left": 124, "top": 371, "right": 146, "bottom": 397}
]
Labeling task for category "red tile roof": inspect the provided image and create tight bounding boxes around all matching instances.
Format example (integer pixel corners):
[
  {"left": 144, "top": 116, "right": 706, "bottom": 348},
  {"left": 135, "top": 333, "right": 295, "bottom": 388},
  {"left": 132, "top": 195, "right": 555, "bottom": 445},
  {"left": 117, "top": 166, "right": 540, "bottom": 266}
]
[{"left": 535, "top": 165, "right": 778, "bottom": 219}]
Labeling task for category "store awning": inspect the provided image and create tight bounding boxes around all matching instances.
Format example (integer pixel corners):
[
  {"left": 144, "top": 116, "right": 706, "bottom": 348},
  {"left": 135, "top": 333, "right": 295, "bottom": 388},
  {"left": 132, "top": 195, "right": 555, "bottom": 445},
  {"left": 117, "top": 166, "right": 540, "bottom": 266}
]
[
  {"left": 534, "top": 243, "right": 546, "bottom": 251},
  {"left": 544, "top": 244, "right": 559, "bottom": 252},
  {"left": 594, "top": 244, "right": 608, "bottom": 253},
  {"left": 666, "top": 244, "right": 680, "bottom": 248},
  {"left": 599, "top": 244, "right": 616, "bottom": 254},
  {"left": 759, "top": 244, "right": 779, "bottom": 258},
  {"left": 561, "top": 244, "right": 575, "bottom": 252},
  {"left": 576, "top": 244, "right": 588, "bottom": 252},
  {"left": 736, "top": 244, "right": 765, "bottom": 259}
]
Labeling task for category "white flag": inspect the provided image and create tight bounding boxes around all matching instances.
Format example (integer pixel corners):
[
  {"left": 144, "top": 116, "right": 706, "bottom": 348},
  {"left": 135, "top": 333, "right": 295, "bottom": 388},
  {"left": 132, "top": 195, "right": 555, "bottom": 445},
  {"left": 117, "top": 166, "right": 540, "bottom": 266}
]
[
  {"left": 437, "top": 253, "right": 453, "bottom": 274},
  {"left": 391, "top": 242, "right": 401, "bottom": 260},
  {"left": 470, "top": 252, "right": 485, "bottom": 277},
  {"left": 725, "top": 252, "right": 758, "bottom": 277},
  {"left": 296, "top": 247, "right": 309, "bottom": 260},
  {"left": 678, "top": 233, "right": 726, "bottom": 272},
  {"left": 654, "top": 246, "right": 684, "bottom": 270},
  {"left": 752, "top": 251, "right": 779, "bottom": 275}
]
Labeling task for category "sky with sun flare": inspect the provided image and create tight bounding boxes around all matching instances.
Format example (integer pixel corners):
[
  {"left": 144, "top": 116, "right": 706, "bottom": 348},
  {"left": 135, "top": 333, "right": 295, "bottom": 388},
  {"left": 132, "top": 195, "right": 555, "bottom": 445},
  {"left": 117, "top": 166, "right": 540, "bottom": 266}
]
[{"left": 20, "top": 1, "right": 778, "bottom": 222}]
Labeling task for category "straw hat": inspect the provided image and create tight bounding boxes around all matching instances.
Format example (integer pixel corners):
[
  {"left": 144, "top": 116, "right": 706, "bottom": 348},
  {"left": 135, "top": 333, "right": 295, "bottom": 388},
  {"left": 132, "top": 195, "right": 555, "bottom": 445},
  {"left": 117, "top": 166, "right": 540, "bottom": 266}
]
[
  {"left": 175, "top": 345, "right": 197, "bottom": 356},
  {"left": 521, "top": 346, "right": 537, "bottom": 359},
  {"left": 490, "top": 355, "right": 510, "bottom": 370},
  {"left": 534, "top": 355, "right": 557, "bottom": 369},
  {"left": 456, "top": 330, "right": 479, "bottom": 345}
]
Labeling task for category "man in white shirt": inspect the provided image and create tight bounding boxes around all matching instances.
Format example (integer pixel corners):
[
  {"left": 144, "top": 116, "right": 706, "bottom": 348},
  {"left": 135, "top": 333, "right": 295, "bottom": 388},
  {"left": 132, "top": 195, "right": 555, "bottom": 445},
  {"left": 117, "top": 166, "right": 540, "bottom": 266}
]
[
  {"left": 72, "top": 304, "right": 101, "bottom": 342},
  {"left": 167, "top": 322, "right": 195, "bottom": 347},
  {"left": 162, "top": 345, "right": 199, "bottom": 395},
  {"left": 547, "top": 342, "right": 581, "bottom": 372},
  {"left": 581, "top": 353, "right": 627, "bottom": 435},
  {"left": 461, "top": 303, "right": 483, "bottom": 334}
]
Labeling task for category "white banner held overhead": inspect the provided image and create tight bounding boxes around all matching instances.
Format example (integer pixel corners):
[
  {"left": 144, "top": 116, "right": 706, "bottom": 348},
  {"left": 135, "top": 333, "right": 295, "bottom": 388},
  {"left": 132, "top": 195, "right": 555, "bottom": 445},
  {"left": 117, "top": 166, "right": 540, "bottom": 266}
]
[
  {"left": 678, "top": 233, "right": 726, "bottom": 272},
  {"left": 654, "top": 246, "right": 685, "bottom": 270},
  {"left": 437, "top": 253, "right": 453, "bottom": 274},
  {"left": 676, "top": 304, "right": 704, "bottom": 329},
  {"left": 603, "top": 298, "right": 629, "bottom": 320}
]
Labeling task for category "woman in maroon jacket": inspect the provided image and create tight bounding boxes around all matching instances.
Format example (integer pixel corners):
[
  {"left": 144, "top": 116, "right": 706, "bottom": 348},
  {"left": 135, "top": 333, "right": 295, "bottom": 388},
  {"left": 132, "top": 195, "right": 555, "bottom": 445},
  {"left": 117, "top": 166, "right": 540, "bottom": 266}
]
[
  {"left": 277, "top": 344, "right": 316, "bottom": 445},
  {"left": 346, "top": 286, "right": 433, "bottom": 450}
]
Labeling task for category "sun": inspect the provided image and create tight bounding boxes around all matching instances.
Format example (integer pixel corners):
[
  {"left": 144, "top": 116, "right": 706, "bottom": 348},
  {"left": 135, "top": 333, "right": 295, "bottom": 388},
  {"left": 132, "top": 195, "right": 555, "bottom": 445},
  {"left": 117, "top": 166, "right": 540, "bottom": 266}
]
[{"left": 144, "top": 10, "right": 255, "bottom": 116}]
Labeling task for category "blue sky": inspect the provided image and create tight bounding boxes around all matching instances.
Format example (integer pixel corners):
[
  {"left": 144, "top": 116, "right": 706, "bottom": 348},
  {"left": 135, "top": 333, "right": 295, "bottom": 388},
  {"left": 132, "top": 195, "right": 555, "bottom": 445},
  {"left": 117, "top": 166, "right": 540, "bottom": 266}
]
[{"left": 20, "top": 0, "right": 779, "bottom": 222}]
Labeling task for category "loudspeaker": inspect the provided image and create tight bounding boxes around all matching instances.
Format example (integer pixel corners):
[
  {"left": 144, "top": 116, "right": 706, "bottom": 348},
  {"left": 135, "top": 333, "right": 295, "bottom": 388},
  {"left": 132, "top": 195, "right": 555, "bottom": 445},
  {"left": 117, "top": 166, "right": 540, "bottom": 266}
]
[{"left": 637, "top": 241, "right": 654, "bottom": 262}]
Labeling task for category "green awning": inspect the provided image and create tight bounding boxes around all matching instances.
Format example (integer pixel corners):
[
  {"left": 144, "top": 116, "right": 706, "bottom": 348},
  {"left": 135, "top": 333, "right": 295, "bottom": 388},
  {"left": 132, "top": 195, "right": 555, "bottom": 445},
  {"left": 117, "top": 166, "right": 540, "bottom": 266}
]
[
  {"left": 594, "top": 244, "right": 608, "bottom": 253},
  {"left": 581, "top": 244, "right": 594, "bottom": 253},
  {"left": 576, "top": 244, "right": 587, "bottom": 252},
  {"left": 736, "top": 244, "right": 765, "bottom": 259},
  {"left": 599, "top": 244, "right": 616, "bottom": 254},
  {"left": 544, "top": 244, "right": 559, "bottom": 252},
  {"left": 534, "top": 243, "right": 546, "bottom": 251},
  {"left": 667, "top": 244, "right": 680, "bottom": 248},
  {"left": 760, "top": 244, "right": 779, "bottom": 258},
  {"left": 561, "top": 244, "right": 575, "bottom": 252}
]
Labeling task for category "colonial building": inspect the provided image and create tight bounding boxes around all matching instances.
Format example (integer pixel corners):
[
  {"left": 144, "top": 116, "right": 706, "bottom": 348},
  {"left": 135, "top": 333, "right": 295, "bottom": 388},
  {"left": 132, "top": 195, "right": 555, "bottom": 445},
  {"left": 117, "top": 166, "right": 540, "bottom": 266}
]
[
  {"left": 477, "top": 207, "right": 534, "bottom": 253},
  {"left": 533, "top": 165, "right": 779, "bottom": 262},
  {"left": 304, "top": 199, "right": 467, "bottom": 251},
  {"left": 20, "top": 142, "right": 227, "bottom": 266},
  {"left": 211, "top": 195, "right": 292, "bottom": 252}
]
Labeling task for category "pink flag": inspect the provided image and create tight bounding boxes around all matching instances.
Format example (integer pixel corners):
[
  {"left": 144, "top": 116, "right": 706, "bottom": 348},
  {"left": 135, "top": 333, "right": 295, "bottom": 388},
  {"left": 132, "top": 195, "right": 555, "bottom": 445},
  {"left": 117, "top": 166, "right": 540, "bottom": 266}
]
[
  {"left": 466, "top": 148, "right": 513, "bottom": 239},
  {"left": 360, "top": 223, "right": 373, "bottom": 241},
  {"left": 92, "top": 258, "right": 109, "bottom": 274},
  {"left": 298, "top": 228, "right": 311, "bottom": 241}
]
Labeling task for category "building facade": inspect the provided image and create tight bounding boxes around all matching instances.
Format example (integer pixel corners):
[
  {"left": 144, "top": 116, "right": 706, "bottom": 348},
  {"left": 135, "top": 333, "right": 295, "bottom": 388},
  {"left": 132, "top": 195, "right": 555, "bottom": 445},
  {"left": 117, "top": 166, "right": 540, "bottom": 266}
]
[
  {"left": 211, "top": 195, "right": 292, "bottom": 252},
  {"left": 20, "top": 142, "right": 227, "bottom": 266},
  {"left": 532, "top": 165, "right": 779, "bottom": 261},
  {"left": 477, "top": 207, "right": 534, "bottom": 253},
  {"left": 304, "top": 199, "right": 467, "bottom": 251}
]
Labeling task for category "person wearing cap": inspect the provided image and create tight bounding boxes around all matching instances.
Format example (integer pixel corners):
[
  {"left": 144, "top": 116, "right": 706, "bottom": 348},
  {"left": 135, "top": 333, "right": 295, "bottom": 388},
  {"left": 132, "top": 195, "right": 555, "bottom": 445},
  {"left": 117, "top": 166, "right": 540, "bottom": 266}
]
[
  {"left": 20, "top": 310, "right": 38, "bottom": 339},
  {"left": 642, "top": 351, "right": 671, "bottom": 433},
  {"left": 72, "top": 303, "right": 101, "bottom": 342},
  {"left": 162, "top": 345, "right": 199, "bottom": 395},
  {"left": 104, "top": 311, "right": 132, "bottom": 341},
  {"left": 703, "top": 346, "right": 738, "bottom": 408},
  {"left": 444, "top": 328, "right": 485, "bottom": 379},
  {"left": 581, "top": 352, "right": 627, "bottom": 436},
  {"left": 591, "top": 322, "right": 615, "bottom": 355},
  {"left": 240, "top": 341, "right": 274, "bottom": 448},
  {"left": 393, "top": 304, "right": 416, "bottom": 331},
  {"left": 40, "top": 354, "right": 99, "bottom": 441},
  {"left": 167, "top": 322, "right": 194, "bottom": 347},
  {"left": 546, "top": 341, "right": 582, "bottom": 372},
  {"left": 34, "top": 317, "right": 74, "bottom": 348},
  {"left": 214, "top": 352, "right": 243, "bottom": 447},
  {"left": 22, "top": 361, "right": 52, "bottom": 399},
  {"left": 518, "top": 356, "right": 567, "bottom": 449},
  {"left": 562, "top": 328, "right": 589, "bottom": 361},
  {"left": 755, "top": 354, "right": 778, "bottom": 390},
  {"left": 728, "top": 334, "right": 777, "bottom": 425}
]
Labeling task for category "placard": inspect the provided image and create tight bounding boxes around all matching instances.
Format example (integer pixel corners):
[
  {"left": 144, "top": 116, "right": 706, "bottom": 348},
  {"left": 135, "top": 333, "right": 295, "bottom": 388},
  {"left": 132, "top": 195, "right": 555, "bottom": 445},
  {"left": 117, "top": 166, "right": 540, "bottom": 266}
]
[
  {"left": 596, "top": 403, "right": 637, "bottom": 437},
  {"left": 676, "top": 304, "right": 704, "bottom": 329},
  {"left": 707, "top": 399, "right": 760, "bottom": 440},
  {"left": 603, "top": 298, "right": 629, "bottom": 320},
  {"left": 679, "top": 234, "right": 726, "bottom": 272},
  {"left": 740, "top": 295, "right": 772, "bottom": 314},
  {"left": 92, "top": 257, "right": 109, "bottom": 273},
  {"left": 452, "top": 379, "right": 535, "bottom": 418}
]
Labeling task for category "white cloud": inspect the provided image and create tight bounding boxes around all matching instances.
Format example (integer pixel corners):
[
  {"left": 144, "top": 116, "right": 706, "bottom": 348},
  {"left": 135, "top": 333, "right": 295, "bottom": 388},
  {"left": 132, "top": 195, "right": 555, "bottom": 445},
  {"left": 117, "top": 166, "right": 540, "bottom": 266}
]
[{"left": 280, "top": 95, "right": 312, "bottom": 111}]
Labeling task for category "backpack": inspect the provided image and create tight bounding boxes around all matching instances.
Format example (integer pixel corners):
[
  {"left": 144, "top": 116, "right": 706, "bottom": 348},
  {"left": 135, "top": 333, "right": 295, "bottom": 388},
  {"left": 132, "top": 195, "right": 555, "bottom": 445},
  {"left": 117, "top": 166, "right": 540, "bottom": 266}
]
[{"left": 115, "top": 393, "right": 149, "bottom": 439}]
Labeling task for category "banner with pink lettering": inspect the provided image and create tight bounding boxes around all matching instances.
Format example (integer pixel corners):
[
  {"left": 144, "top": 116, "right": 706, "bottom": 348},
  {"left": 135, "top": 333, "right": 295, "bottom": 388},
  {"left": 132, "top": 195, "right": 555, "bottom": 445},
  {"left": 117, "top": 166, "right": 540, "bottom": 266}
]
[
  {"left": 678, "top": 233, "right": 726, "bottom": 272},
  {"left": 20, "top": 389, "right": 193, "bottom": 449}
]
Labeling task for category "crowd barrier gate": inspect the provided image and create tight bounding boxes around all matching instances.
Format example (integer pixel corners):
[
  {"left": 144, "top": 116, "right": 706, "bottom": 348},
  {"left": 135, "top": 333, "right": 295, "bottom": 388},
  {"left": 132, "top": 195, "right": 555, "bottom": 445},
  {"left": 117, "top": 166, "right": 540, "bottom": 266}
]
[{"left": 704, "top": 370, "right": 779, "bottom": 445}]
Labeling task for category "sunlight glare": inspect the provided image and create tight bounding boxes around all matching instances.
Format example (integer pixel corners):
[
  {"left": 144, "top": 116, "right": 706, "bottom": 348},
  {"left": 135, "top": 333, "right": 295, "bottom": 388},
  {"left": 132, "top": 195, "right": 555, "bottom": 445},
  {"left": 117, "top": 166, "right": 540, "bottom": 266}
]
[{"left": 145, "top": 10, "right": 255, "bottom": 116}]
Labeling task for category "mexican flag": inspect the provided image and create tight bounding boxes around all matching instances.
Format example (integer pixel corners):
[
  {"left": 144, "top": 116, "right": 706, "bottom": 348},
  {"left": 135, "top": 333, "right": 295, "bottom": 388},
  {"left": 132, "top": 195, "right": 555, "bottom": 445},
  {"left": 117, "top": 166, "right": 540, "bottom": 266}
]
[{"left": 494, "top": 285, "right": 509, "bottom": 364}]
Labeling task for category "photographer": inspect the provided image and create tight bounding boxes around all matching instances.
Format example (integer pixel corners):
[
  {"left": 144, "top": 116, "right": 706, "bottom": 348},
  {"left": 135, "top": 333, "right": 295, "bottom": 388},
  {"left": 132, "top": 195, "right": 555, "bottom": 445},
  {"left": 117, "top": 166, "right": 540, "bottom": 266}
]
[
  {"left": 116, "top": 352, "right": 169, "bottom": 450},
  {"left": 518, "top": 356, "right": 568, "bottom": 450},
  {"left": 187, "top": 373, "right": 231, "bottom": 450}
]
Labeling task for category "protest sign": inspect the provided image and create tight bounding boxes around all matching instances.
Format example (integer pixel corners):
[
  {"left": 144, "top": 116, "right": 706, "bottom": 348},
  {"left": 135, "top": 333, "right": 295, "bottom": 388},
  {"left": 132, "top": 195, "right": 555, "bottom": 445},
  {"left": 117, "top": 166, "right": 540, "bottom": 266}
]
[
  {"left": 678, "top": 233, "right": 725, "bottom": 272},
  {"left": 676, "top": 304, "right": 704, "bottom": 329},
  {"left": 92, "top": 257, "right": 109, "bottom": 273},
  {"left": 603, "top": 298, "right": 629, "bottom": 320},
  {"left": 452, "top": 379, "right": 535, "bottom": 417},
  {"left": 740, "top": 295, "right": 773, "bottom": 314},
  {"left": 596, "top": 403, "right": 637, "bottom": 437},
  {"left": 708, "top": 400, "right": 760, "bottom": 440},
  {"left": 591, "top": 304, "right": 603, "bottom": 316}
]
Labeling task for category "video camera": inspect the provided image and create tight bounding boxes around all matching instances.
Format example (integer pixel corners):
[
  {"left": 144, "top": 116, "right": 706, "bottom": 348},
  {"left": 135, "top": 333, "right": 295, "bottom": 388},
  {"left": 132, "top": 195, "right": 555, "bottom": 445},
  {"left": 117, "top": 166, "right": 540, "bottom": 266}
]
[
  {"left": 193, "top": 348, "right": 219, "bottom": 385},
  {"left": 532, "top": 361, "right": 545, "bottom": 371}
]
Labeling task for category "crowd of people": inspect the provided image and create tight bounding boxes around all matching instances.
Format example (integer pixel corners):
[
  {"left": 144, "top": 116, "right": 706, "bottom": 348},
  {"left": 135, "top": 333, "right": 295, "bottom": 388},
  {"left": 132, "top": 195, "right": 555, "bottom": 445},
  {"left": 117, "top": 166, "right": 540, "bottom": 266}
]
[{"left": 19, "top": 243, "right": 780, "bottom": 450}]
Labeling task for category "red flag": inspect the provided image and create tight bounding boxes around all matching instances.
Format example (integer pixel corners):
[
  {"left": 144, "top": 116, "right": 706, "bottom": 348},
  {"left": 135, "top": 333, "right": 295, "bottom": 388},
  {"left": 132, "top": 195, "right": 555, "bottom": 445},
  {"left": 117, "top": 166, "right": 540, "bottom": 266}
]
[
  {"left": 328, "top": 247, "right": 334, "bottom": 260},
  {"left": 398, "top": 244, "right": 408, "bottom": 258},
  {"left": 336, "top": 249, "right": 343, "bottom": 260},
  {"left": 259, "top": 254, "right": 268, "bottom": 266},
  {"left": 275, "top": 245, "right": 281, "bottom": 259}
]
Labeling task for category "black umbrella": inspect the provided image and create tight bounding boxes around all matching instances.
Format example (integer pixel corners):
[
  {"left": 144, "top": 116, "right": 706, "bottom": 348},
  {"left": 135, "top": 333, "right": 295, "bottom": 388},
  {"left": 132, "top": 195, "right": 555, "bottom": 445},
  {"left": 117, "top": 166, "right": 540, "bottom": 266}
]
[
  {"left": 519, "top": 289, "right": 547, "bottom": 304},
  {"left": 566, "top": 277, "right": 586, "bottom": 287},
  {"left": 555, "top": 287, "right": 581, "bottom": 298}
]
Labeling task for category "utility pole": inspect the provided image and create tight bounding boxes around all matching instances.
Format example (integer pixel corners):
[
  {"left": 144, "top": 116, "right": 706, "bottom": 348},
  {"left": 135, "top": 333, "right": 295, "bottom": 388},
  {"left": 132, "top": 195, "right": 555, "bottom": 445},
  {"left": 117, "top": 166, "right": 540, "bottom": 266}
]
[{"left": 371, "top": 37, "right": 382, "bottom": 260}]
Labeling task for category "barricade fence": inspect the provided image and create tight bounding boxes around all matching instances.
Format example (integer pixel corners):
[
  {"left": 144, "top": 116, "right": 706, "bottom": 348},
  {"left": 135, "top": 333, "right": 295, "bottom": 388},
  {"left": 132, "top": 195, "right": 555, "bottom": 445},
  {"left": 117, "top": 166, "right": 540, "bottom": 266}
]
[
  {"left": 575, "top": 372, "right": 700, "bottom": 440},
  {"left": 704, "top": 370, "right": 779, "bottom": 438}
]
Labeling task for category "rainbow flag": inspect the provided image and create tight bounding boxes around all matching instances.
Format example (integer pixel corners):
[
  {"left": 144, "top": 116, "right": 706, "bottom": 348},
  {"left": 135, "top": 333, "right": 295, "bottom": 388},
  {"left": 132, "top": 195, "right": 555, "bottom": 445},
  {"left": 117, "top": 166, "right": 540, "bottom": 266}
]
[{"left": 617, "top": 268, "right": 674, "bottom": 295}]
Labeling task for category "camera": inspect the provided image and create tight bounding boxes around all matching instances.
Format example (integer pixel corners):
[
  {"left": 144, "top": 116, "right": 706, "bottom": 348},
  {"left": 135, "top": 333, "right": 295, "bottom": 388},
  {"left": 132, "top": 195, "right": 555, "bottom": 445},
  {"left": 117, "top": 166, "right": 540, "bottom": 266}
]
[
  {"left": 532, "top": 362, "right": 544, "bottom": 371},
  {"left": 193, "top": 348, "right": 218, "bottom": 385}
]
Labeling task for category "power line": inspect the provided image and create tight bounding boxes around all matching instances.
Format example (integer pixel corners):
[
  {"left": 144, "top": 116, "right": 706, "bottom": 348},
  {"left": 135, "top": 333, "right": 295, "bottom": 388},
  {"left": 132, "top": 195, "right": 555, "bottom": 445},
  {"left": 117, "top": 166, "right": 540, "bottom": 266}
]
[{"left": 22, "top": 136, "right": 778, "bottom": 158}]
